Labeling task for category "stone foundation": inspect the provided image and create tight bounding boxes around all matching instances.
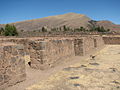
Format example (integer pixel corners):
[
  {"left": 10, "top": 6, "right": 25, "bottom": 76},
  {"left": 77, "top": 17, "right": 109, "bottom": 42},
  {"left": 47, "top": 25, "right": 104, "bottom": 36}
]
[{"left": 0, "top": 43, "right": 26, "bottom": 90}]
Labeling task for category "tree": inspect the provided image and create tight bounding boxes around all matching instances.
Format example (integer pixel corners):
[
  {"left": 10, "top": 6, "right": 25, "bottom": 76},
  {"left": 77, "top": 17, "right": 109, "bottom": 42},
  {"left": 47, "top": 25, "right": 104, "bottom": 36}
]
[
  {"left": 74, "top": 27, "right": 86, "bottom": 32},
  {"left": 88, "top": 20, "right": 98, "bottom": 31},
  {"left": 63, "top": 25, "right": 71, "bottom": 32},
  {"left": 41, "top": 27, "right": 47, "bottom": 32},
  {"left": 3, "top": 24, "right": 18, "bottom": 36},
  {"left": 63, "top": 25, "right": 68, "bottom": 31},
  {"left": 0, "top": 27, "right": 4, "bottom": 35}
]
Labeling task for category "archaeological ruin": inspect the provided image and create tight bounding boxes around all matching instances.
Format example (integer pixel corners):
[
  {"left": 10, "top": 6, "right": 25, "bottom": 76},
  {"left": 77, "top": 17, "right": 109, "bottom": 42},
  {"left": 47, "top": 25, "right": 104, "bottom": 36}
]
[{"left": 0, "top": 35, "right": 120, "bottom": 90}]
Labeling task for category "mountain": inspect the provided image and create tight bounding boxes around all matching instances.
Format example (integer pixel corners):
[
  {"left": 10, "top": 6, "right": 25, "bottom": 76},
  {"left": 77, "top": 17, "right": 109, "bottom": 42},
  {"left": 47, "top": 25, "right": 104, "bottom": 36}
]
[
  {"left": 0, "top": 13, "right": 120, "bottom": 32},
  {"left": 96, "top": 20, "right": 120, "bottom": 32}
]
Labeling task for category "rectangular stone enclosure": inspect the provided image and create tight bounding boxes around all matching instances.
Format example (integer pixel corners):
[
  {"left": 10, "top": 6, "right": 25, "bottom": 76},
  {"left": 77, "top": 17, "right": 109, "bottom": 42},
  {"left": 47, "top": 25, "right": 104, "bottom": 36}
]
[
  {"left": 29, "top": 38, "right": 75, "bottom": 70},
  {"left": 0, "top": 43, "right": 26, "bottom": 90},
  {"left": 0, "top": 35, "right": 119, "bottom": 89},
  {"left": 28, "top": 36, "right": 104, "bottom": 70}
]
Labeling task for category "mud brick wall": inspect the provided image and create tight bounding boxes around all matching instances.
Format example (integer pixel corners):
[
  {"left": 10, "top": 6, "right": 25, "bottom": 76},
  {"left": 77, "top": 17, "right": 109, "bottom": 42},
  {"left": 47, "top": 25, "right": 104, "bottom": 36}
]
[
  {"left": 0, "top": 43, "right": 26, "bottom": 90},
  {"left": 29, "top": 38, "right": 75, "bottom": 70},
  {"left": 103, "top": 36, "right": 120, "bottom": 45}
]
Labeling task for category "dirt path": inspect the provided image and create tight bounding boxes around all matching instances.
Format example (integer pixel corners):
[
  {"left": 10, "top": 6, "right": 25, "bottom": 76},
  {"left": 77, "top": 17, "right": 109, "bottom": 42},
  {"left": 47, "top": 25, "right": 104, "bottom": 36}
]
[{"left": 26, "top": 45, "right": 120, "bottom": 90}]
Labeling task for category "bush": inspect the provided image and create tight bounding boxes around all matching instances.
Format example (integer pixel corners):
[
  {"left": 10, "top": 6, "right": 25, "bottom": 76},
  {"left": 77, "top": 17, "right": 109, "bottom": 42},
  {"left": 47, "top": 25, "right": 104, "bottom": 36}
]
[
  {"left": 0, "top": 27, "right": 4, "bottom": 35},
  {"left": 41, "top": 27, "right": 47, "bottom": 32},
  {"left": 4, "top": 24, "right": 18, "bottom": 36}
]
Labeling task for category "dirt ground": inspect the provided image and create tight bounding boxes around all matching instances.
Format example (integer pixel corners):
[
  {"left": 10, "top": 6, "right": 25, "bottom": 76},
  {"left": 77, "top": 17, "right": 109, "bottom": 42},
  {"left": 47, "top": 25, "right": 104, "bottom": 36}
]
[
  {"left": 26, "top": 45, "right": 120, "bottom": 90},
  {"left": 6, "top": 45, "right": 120, "bottom": 90}
]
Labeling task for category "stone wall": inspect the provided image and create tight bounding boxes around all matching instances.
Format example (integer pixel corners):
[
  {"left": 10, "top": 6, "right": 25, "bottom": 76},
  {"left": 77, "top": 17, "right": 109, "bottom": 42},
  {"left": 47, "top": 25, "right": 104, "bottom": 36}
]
[
  {"left": 0, "top": 36, "right": 105, "bottom": 71},
  {"left": 28, "top": 36, "right": 104, "bottom": 70},
  {"left": 0, "top": 43, "right": 26, "bottom": 90},
  {"left": 83, "top": 36, "right": 104, "bottom": 55},
  {"left": 74, "top": 38, "right": 84, "bottom": 56},
  {"left": 29, "top": 38, "right": 75, "bottom": 70},
  {"left": 0, "top": 38, "right": 30, "bottom": 55},
  {"left": 103, "top": 36, "right": 120, "bottom": 44},
  {"left": 74, "top": 36, "right": 104, "bottom": 56}
]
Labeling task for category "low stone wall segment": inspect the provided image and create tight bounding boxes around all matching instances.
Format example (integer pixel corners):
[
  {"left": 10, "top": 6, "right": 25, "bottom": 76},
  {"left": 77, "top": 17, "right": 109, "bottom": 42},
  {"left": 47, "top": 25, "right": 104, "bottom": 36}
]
[{"left": 0, "top": 43, "right": 26, "bottom": 90}]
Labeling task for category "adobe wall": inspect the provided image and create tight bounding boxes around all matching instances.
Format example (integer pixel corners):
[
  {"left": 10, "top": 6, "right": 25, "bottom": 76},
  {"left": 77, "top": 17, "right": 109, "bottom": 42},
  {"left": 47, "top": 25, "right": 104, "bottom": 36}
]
[
  {"left": 103, "top": 36, "right": 120, "bottom": 45},
  {"left": 0, "top": 43, "right": 26, "bottom": 90}
]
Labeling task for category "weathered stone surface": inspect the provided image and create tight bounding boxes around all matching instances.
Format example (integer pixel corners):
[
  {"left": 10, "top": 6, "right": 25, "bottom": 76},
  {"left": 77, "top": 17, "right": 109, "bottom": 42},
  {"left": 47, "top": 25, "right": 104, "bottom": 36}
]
[
  {"left": 74, "top": 39, "right": 84, "bottom": 56},
  {"left": 0, "top": 75, "right": 3, "bottom": 82},
  {"left": 27, "top": 36, "right": 105, "bottom": 70},
  {"left": 29, "top": 38, "right": 75, "bottom": 70},
  {"left": 0, "top": 43, "right": 26, "bottom": 89},
  {"left": 103, "top": 36, "right": 120, "bottom": 44}
]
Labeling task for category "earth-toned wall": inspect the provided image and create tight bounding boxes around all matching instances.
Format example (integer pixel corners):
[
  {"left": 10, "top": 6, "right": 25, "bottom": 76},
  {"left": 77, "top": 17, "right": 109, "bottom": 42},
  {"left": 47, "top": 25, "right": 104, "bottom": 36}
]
[
  {"left": 0, "top": 43, "right": 26, "bottom": 90},
  {"left": 0, "top": 38, "right": 30, "bottom": 55},
  {"left": 0, "top": 36, "right": 105, "bottom": 70},
  {"left": 28, "top": 36, "right": 104, "bottom": 70},
  {"left": 103, "top": 36, "right": 120, "bottom": 44},
  {"left": 0, "top": 36, "right": 105, "bottom": 89},
  {"left": 83, "top": 36, "right": 104, "bottom": 55},
  {"left": 29, "top": 38, "right": 75, "bottom": 70}
]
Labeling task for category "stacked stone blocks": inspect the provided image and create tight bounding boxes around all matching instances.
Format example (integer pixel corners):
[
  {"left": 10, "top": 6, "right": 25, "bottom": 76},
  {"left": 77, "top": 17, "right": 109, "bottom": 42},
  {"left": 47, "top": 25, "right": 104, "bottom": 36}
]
[{"left": 0, "top": 43, "right": 26, "bottom": 89}]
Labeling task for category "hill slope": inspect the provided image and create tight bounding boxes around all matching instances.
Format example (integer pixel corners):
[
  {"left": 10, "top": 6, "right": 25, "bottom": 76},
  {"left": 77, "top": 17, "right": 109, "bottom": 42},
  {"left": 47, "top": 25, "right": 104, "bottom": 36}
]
[
  {"left": 97, "top": 20, "right": 120, "bottom": 32},
  {"left": 11, "top": 13, "right": 91, "bottom": 31},
  {"left": 0, "top": 13, "right": 120, "bottom": 32}
]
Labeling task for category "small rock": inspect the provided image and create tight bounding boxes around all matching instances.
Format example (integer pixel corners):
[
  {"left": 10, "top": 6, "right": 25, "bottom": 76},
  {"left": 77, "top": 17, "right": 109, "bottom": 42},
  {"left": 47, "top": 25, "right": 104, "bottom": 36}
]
[
  {"left": 74, "top": 84, "right": 81, "bottom": 87},
  {"left": 89, "top": 63, "right": 99, "bottom": 65},
  {"left": 0, "top": 75, "right": 3, "bottom": 82},
  {"left": 69, "top": 76, "right": 79, "bottom": 79},
  {"left": 80, "top": 65, "right": 87, "bottom": 67},
  {"left": 116, "top": 86, "right": 120, "bottom": 89},
  {"left": 109, "top": 68, "right": 117, "bottom": 72},
  {"left": 112, "top": 80, "right": 120, "bottom": 84}
]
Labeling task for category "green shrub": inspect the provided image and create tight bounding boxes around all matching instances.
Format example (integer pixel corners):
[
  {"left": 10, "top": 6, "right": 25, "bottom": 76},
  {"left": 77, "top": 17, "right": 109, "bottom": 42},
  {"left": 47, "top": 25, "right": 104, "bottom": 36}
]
[{"left": 4, "top": 24, "right": 18, "bottom": 36}]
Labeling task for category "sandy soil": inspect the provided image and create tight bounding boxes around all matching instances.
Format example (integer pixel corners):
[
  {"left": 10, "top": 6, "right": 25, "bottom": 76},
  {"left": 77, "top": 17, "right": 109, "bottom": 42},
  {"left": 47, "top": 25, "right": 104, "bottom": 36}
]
[{"left": 26, "top": 45, "right": 120, "bottom": 90}]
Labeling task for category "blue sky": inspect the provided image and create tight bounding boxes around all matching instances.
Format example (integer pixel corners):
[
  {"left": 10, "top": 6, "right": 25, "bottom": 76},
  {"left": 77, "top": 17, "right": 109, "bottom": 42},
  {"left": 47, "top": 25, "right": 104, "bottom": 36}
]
[{"left": 0, "top": 0, "right": 120, "bottom": 24}]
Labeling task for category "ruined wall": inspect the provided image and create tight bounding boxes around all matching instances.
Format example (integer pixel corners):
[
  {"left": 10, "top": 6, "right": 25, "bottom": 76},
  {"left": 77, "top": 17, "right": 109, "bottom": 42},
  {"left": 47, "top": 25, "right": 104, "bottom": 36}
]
[
  {"left": 103, "top": 36, "right": 120, "bottom": 45},
  {"left": 0, "top": 43, "right": 26, "bottom": 90},
  {"left": 83, "top": 36, "right": 104, "bottom": 55},
  {"left": 0, "top": 36, "right": 105, "bottom": 71},
  {"left": 29, "top": 38, "right": 75, "bottom": 70},
  {"left": 0, "top": 38, "right": 30, "bottom": 55},
  {"left": 28, "top": 36, "right": 104, "bottom": 70},
  {"left": 74, "top": 38, "right": 84, "bottom": 56}
]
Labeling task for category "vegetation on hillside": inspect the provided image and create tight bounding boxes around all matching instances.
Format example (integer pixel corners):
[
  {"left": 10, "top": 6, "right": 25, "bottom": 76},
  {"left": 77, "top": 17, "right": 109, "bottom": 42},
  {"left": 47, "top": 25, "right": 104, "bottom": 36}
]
[
  {"left": 0, "top": 22, "right": 112, "bottom": 37},
  {"left": 0, "top": 24, "right": 18, "bottom": 36},
  {"left": 88, "top": 20, "right": 110, "bottom": 32}
]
